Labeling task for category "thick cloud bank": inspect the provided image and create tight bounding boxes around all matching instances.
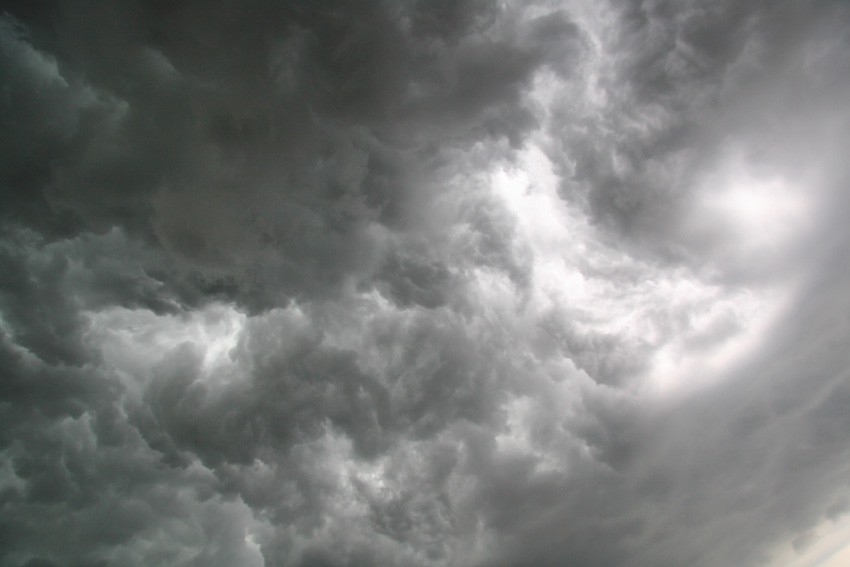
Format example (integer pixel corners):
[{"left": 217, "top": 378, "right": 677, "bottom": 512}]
[{"left": 2, "top": 1, "right": 850, "bottom": 566}]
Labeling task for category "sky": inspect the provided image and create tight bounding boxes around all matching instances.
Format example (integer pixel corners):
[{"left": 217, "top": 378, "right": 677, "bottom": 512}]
[{"left": 1, "top": 1, "right": 850, "bottom": 566}]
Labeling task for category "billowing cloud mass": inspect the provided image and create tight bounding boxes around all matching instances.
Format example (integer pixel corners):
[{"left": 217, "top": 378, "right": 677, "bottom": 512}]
[{"left": 2, "top": 1, "right": 850, "bottom": 566}]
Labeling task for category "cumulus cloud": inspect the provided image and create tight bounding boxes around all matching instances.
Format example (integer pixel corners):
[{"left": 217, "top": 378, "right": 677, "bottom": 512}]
[{"left": 2, "top": 1, "right": 850, "bottom": 566}]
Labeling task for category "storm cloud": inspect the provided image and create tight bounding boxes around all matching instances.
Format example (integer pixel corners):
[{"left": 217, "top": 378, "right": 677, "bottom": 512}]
[{"left": 2, "top": 1, "right": 850, "bottom": 566}]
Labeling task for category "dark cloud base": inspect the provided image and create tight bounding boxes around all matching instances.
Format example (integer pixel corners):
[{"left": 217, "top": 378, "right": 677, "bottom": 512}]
[{"left": 2, "top": 1, "right": 850, "bottom": 566}]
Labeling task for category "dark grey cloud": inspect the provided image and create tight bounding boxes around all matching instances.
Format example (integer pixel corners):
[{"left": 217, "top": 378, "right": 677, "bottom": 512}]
[
  {"left": 3, "top": 1, "right": 850, "bottom": 567},
  {"left": 2, "top": 0, "right": 557, "bottom": 309}
]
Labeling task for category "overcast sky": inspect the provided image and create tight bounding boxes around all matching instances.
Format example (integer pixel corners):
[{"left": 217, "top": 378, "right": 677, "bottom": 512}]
[{"left": 2, "top": 1, "right": 850, "bottom": 566}]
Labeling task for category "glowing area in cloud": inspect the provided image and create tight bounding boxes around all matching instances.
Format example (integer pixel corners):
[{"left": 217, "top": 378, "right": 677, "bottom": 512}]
[
  {"left": 85, "top": 303, "right": 247, "bottom": 394},
  {"left": 490, "top": 146, "right": 778, "bottom": 395},
  {"left": 768, "top": 511, "right": 850, "bottom": 567},
  {"left": 694, "top": 152, "right": 814, "bottom": 263}
]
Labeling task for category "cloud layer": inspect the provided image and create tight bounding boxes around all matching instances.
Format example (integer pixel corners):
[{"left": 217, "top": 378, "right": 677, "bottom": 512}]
[{"left": 2, "top": 1, "right": 850, "bottom": 566}]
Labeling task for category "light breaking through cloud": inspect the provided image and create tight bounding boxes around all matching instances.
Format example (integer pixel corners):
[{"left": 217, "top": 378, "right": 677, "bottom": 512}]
[{"left": 1, "top": 1, "right": 850, "bottom": 566}]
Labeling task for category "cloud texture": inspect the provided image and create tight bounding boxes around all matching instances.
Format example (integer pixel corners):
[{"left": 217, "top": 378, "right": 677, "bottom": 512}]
[{"left": 2, "top": 1, "right": 850, "bottom": 566}]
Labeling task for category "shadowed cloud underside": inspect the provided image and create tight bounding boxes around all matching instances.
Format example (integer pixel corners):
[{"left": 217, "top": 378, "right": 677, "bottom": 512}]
[{"left": 1, "top": 1, "right": 850, "bottom": 566}]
